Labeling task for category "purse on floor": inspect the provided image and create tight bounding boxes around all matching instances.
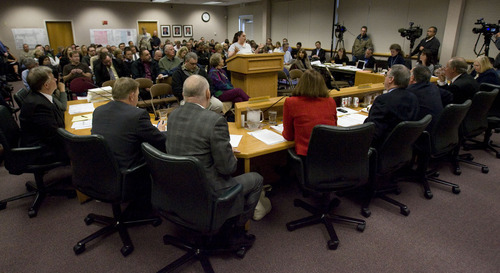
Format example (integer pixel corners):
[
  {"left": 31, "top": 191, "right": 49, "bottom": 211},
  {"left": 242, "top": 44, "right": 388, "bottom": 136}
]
[{"left": 253, "top": 185, "right": 272, "bottom": 221}]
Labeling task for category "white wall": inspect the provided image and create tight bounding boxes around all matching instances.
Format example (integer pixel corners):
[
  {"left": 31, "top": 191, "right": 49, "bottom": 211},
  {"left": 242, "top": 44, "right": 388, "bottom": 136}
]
[
  {"left": 227, "top": 1, "right": 264, "bottom": 42},
  {"left": 1, "top": 0, "right": 228, "bottom": 56}
]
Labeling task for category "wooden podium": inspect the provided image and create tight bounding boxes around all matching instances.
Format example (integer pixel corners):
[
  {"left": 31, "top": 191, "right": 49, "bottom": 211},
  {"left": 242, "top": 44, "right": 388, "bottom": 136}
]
[{"left": 226, "top": 53, "right": 284, "bottom": 98}]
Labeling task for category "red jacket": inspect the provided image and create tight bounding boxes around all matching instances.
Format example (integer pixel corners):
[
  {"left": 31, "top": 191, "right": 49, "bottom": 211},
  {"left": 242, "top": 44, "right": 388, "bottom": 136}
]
[{"left": 282, "top": 96, "right": 337, "bottom": 156}]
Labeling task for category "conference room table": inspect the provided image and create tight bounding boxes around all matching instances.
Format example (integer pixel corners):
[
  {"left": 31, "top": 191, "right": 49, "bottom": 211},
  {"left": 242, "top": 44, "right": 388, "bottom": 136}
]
[{"left": 64, "top": 100, "right": 295, "bottom": 175}]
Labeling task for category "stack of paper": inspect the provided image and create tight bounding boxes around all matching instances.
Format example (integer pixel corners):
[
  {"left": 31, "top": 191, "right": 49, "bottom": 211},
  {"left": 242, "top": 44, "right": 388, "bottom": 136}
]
[
  {"left": 230, "top": 135, "right": 243, "bottom": 147},
  {"left": 87, "top": 86, "right": 113, "bottom": 102},
  {"left": 248, "top": 129, "right": 285, "bottom": 145},
  {"left": 71, "top": 120, "right": 92, "bottom": 130},
  {"left": 270, "top": 124, "right": 284, "bottom": 134},
  {"left": 337, "top": 113, "right": 368, "bottom": 127},
  {"left": 68, "top": 103, "right": 95, "bottom": 115}
]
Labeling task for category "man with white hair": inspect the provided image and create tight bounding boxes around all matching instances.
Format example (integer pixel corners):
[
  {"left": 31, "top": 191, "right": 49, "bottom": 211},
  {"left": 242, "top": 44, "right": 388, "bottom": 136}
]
[{"left": 166, "top": 75, "right": 263, "bottom": 247}]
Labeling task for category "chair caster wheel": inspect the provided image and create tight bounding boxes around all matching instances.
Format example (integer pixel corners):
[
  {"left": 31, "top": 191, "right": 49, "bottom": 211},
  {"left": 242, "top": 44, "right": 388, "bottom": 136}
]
[
  {"left": 327, "top": 239, "right": 339, "bottom": 250},
  {"left": 424, "top": 190, "right": 433, "bottom": 199},
  {"left": 73, "top": 243, "right": 85, "bottom": 255},
  {"left": 120, "top": 245, "right": 134, "bottom": 257},
  {"left": 453, "top": 168, "right": 461, "bottom": 175},
  {"left": 0, "top": 202, "right": 6, "bottom": 210},
  {"left": 466, "top": 154, "right": 474, "bottom": 160},
  {"left": 400, "top": 207, "right": 410, "bottom": 216},
  {"left": 482, "top": 167, "right": 489, "bottom": 173},
  {"left": 432, "top": 172, "right": 440, "bottom": 177},
  {"left": 236, "top": 247, "right": 247, "bottom": 258},
  {"left": 394, "top": 188, "right": 402, "bottom": 195},
  {"left": 452, "top": 186, "right": 461, "bottom": 194},
  {"left": 293, "top": 199, "right": 301, "bottom": 207},
  {"left": 356, "top": 223, "right": 366, "bottom": 232},
  {"left": 84, "top": 216, "right": 94, "bottom": 225},
  {"left": 152, "top": 219, "right": 162, "bottom": 227},
  {"left": 286, "top": 223, "right": 296, "bottom": 231},
  {"left": 28, "top": 208, "right": 37, "bottom": 218},
  {"left": 361, "top": 208, "right": 371, "bottom": 218}
]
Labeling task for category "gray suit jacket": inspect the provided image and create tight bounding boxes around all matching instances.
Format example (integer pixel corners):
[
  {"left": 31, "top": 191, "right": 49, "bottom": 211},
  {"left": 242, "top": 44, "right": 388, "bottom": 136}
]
[{"left": 165, "top": 102, "right": 237, "bottom": 194}]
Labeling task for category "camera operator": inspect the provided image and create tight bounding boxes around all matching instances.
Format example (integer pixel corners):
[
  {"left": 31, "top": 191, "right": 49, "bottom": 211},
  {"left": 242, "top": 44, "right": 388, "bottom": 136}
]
[{"left": 410, "top": 26, "right": 440, "bottom": 60}]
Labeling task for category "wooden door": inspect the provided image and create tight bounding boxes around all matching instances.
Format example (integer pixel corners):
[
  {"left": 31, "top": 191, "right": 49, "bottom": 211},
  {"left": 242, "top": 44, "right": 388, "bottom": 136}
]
[
  {"left": 46, "top": 21, "right": 74, "bottom": 54},
  {"left": 138, "top": 21, "right": 158, "bottom": 39}
]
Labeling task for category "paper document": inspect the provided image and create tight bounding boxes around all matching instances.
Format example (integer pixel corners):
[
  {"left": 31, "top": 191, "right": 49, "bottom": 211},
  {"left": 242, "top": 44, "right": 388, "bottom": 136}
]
[
  {"left": 337, "top": 114, "right": 368, "bottom": 127},
  {"left": 230, "top": 135, "right": 243, "bottom": 148},
  {"left": 72, "top": 114, "right": 93, "bottom": 122},
  {"left": 248, "top": 129, "right": 285, "bottom": 145},
  {"left": 71, "top": 120, "right": 92, "bottom": 130},
  {"left": 68, "top": 103, "right": 95, "bottom": 115},
  {"left": 270, "top": 124, "right": 284, "bottom": 134}
]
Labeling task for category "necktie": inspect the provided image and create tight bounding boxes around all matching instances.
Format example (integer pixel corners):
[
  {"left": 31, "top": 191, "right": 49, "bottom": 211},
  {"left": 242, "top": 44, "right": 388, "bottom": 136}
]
[{"left": 108, "top": 67, "right": 115, "bottom": 80}]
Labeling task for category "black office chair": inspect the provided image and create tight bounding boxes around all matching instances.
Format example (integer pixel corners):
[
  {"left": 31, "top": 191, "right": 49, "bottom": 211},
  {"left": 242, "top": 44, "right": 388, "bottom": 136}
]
[
  {"left": 14, "top": 88, "right": 30, "bottom": 108},
  {"left": 416, "top": 100, "right": 472, "bottom": 199},
  {"left": 361, "top": 115, "right": 432, "bottom": 217},
  {"left": 462, "top": 83, "right": 500, "bottom": 158},
  {"left": 0, "top": 105, "right": 73, "bottom": 217},
  {"left": 58, "top": 129, "right": 162, "bottom": 257},
  {"left": 286, "top": 123, "right": 375, "bottom": 250},
  {"left": 141, "top": 143, "right": 248, "bottom": 273},
  {"left": 456, "top": 90, "right": 498, "bottom": 173}
]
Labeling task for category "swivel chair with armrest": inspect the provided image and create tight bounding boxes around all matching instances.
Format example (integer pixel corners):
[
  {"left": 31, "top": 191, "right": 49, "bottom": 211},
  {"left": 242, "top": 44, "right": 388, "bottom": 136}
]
[
  {"left": 13, "top": 88, "right": 29, "bottom": 108},
  {"left": 141, "top": 143, "right": 248, "bottom": 272},
  {"left": 462, "top": 83, "right": 500, "bottom": 158},
  {"left": 361, "top": 115, "right": 432, "bottom": 217},
  {"left": 0, "top": 106, "right": 74, "bottom": 218},
  {"left": 57, "top": 129, "right": 162, "bottom": 257},
  {"left": 286, "top": 123, "right": 375, "bottom": 250},
  {"left": 456, "top": 90, "right": 498, "bottom": 173},
  {"left": 415, "top": 100, "right": 472, "bottom": 199}
]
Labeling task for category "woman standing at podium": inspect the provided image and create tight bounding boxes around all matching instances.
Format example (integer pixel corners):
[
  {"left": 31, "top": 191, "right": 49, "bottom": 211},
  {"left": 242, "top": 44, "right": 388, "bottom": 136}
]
[
  {"left": 228, "top": 31, "right": 264, "bottom": 58},
  {"left": 282, "top": 69, "right": 337, "bottom": 156},
  {"left": 208, "top": 53, "right": 250, "bottom": 103}
]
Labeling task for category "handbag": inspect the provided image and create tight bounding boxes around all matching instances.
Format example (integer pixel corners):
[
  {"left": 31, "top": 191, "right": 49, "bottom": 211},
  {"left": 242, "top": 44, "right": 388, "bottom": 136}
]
[{"left": 253, "top": 185, "right": 272, "bottom": 221}]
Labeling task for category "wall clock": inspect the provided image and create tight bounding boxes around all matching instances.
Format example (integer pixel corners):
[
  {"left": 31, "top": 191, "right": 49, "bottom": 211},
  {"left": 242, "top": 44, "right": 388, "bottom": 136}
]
[{"left": 202, "top": 12, "right": 210, "bottom": 22}]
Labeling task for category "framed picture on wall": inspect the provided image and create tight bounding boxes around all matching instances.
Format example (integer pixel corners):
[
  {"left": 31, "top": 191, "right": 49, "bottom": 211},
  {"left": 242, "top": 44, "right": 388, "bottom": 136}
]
[
  {"left": 173, "top": 25, "right": 182, "bottom": 37},
  {"left": 183, "top": 25, "right": 193, "bottom": 37},
  {"left": 160, "top": 25, "right": 170, "bottom": 37}
]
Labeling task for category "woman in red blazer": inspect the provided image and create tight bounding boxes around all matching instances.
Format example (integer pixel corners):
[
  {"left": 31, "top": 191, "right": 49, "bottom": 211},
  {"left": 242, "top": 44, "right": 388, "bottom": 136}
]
[{"left": 282, "top": 69, "right": 337, "bottom": 156}]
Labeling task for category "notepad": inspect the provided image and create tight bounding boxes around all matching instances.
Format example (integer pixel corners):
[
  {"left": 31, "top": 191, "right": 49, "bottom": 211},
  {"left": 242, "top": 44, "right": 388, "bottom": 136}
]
[
  {"left": 230, "top": 135, "right": 243, "bottom": 148},
  {"left": 337, "top": 114, "right": 368, "bottom": 127},
  {"left": 71, "top": 120, "right": 92, "bottom": 130},
  {"left": 270, "top": 124, "right": 284, "bottom": 134},
  {"left": 71, "top": 114, "right": 93, "bottom": 122},
  {"left": 248, "top": 129, "right": 285, "bottom": 145},
  {"left": 68, "top": 103, "right": 95, "bottom": 115}
]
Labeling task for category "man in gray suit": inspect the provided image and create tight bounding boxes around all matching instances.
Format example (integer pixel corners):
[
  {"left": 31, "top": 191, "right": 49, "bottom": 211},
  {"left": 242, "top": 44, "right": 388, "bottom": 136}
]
[{"left": 166, "top": 75, "right": 263, "bottom": 244}]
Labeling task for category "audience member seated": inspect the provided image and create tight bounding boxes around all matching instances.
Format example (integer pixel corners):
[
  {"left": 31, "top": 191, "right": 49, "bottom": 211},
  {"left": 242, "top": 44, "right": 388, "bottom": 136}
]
[
  {"left": 333, "top": 48, "right": 349, "bottom": 64},
  {"left": 195, "top": 42, "right": 210, "bottom": 69},
  {"left": 470, "top": 55, "right": 500, "bottom": 85},
  {"left": 364, "top": 64, "right": 419, "bottom": 148},
  {"left": 19, "top": 66, "right": 67, "bottom": 162},
  {"left": 176, "top": 46, "right": 189, "bottom": 60},
  {"left": 172, "top": 52, "right": 223, "bottom": 113},
  {"left": 81, "top": 45, "right": 95, "bottom": 67},
  {"left": 352, "top": 26, "right": 373, "bottom": 62},
  {"left": 361, "top": 48, "right": 376, "bottom": 70},
  {"left": 62, "top": 51, "right": 92, "bottom": 85},
  {"left": 387, "top": 44, "right": 405, "bottom": 69},
  {"left": 273, "top": 42, "right": 283, "bottom": 53},
  {"left": 283, "top": 69, "right": 338, "bottom": 156},
  {"left": 165, "top": 74, "right": 263, "bottom": 244},
  {"left": 311, "top": 41, "right": 326, "bottom": 63},
  {"left": 5, "top": 47, "right": 21, "bottom": 81},
  {"left": 407, "top": 65, "right": 453, "bottom": 130},
  {"left": 436, "top": 57, "right": 479, "bottom": 104},
  {"left": 416, "top": 49, "right": 437, "bottom": 75},
  {"left": 291, "top": 42, "right": 302, "bottom": 59},
  {"left": 131, "top": 49, "right": 160, "bottom": 83},
  {"left": 208, "top": 53, "right": 250, "bottom": 103},
  {"left": 292, "top": 48, "right": 312, "bottom": 71},
  {"left": 282, "top": 43, "right": 293, "bottom": 67},
  {"left": 58, "top": 46, "right": 72, "bottom": 73},
  {"left": 94, "top": 52, "right": 128, "bottom": 87},
  {"left": 19, "top": 43, "right": 33, "bottom": 67},
  {"left": 92, "top": 77, "right": 166, "bottom": 170},
  {"left": 122, "top": 47, "right": 134, "bottom": 77},
  {"left": 22, "top": 58, "right": 38, "bottom": 90},
  {"left": 158, "top": 44, "right": 182, "bottom": 76}
]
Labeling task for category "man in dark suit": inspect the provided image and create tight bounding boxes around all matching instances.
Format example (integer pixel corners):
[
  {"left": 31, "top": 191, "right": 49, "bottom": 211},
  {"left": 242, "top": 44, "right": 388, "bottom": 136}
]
[
  {"left": 92, "top": 77, "right": 166, "bottom": 170},
  {"left": 93, "top": 52, "right": 128, "bottom": 87},
  {"left": 437, "top": 57, "right": 479, "bottom": 104},
  {"left": 311, "top": 41, "right": 326, "bottom": 63},
  {"left": 19, "top": 66, "right": 66, "bottom": 162},
  {"left": 166, "top": 74, "right": 263, "bottom": 244},
  {"left": 365, "top": 64, "right": 419, "bottom": 148},
  {"left": 407, "top": 65, "right": 453, "bottom": 130}
]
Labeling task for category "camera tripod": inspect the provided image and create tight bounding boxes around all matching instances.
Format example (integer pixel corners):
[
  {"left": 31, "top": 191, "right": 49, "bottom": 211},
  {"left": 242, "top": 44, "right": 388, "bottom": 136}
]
[{"left": 334, "top": 31, "right": 345, "bottom": 58}]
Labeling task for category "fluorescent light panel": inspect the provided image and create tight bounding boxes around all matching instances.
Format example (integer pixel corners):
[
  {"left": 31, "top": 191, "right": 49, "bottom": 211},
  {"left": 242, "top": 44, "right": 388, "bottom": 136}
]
[
  {"left": 203, "top": 1, "right": 223, "bottom": 4},
  {"left": 152, "top": 0, "right": 170, "bottom": 3}
]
